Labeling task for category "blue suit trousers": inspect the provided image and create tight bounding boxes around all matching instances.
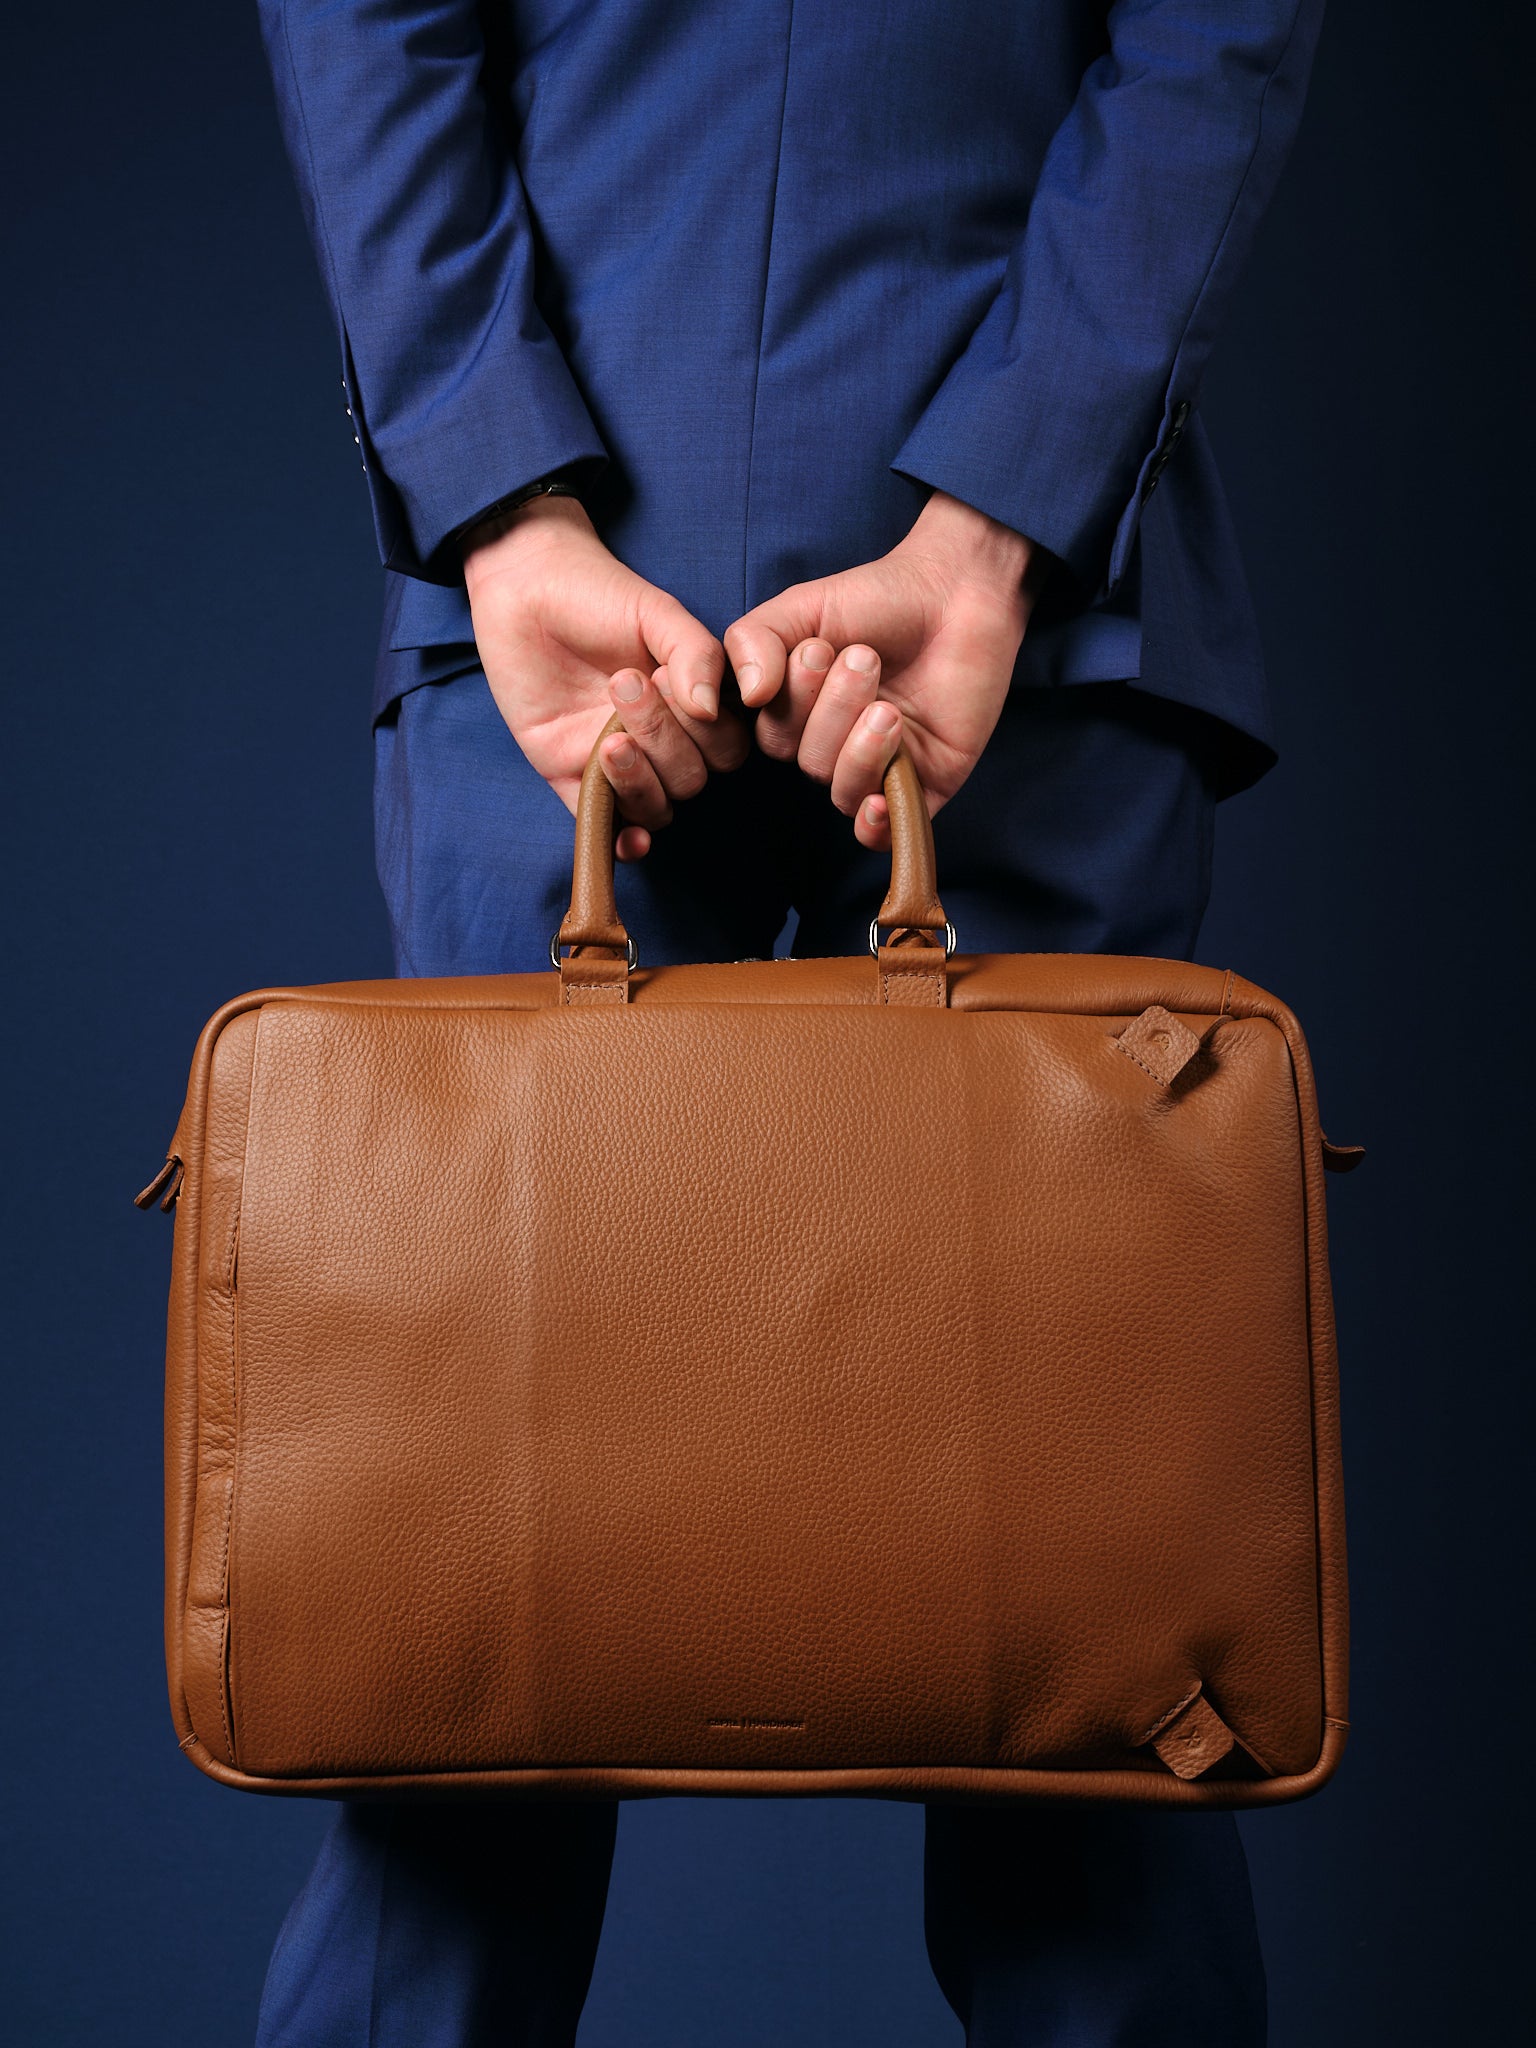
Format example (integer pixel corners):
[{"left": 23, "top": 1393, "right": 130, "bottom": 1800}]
[{"left": 255, "top": 671, "right": 1266, "bottom": 2047}]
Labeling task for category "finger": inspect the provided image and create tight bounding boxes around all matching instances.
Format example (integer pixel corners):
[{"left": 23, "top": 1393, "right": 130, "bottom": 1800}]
[
  {"left": 830, "top": 700, "right": 902, "bottom": 817},
  {"left": 854, "top": 792, "right": 892, "bottom": 853},
  {"left": 599, "top": 727, "right": 673, "bottom": 832},
  {"left": 615, "top": 824, "right": 652, "bottom": 863},
  {"left": 609, "top": 668, "right": 708, "bottom": 801},
  {"left": 796, "top": 644, "right": 881, "bottom": 783},
  {"left": 638, "top": 591, "right": 725, "bottom": 720},
  {"left": 722, "top": 617, "right": 788, "bottom": 709},
  {"left": 727, "top": 580, "right": 829, "bottom": 698},
  {"left": 652, "top": 666, "right": 752, "bottom": 773},
  {"left": 755, "top": 638, "right": 833, "bottom": 760}
]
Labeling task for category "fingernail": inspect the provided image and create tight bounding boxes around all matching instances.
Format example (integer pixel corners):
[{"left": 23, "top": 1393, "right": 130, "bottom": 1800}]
[
  {"left": 864, "top": 799, "right": 882, "bottom": 826},
  {"left": 867, "top": 702, "right": 898, "bottom": 734},
  {"left": 800, "top": 641, "right": 832, "bottom": 673},
  {"left": 845, "top": 645, "right": 878, "bottom": 674},
  {"left": 690, "top": 682, "right": 717, "bottom": 714},
  {"left": 736, "top": 662, "right": 762, "bottom": 696},
  {"left": 610, "top": 740, "right": 637, "bottom": 770},
  {"left": 612, "top": 672, "right": 644, "bottom": 703}
]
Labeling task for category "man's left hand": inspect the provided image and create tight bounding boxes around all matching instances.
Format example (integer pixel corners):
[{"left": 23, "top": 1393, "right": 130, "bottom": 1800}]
[{"left": 723, "top": 492, "right": 1050, "bottom": 848}]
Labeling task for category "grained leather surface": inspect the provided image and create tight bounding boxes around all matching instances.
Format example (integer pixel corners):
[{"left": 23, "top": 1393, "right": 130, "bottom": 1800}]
[{"left": 157, "top": 951, "right": 1349, "bottom": 1806}]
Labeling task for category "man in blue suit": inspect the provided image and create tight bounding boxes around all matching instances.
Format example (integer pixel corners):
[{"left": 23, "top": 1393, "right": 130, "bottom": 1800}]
[{"left": 253, "top": 2, "right": 1324, "bottom": 2040}]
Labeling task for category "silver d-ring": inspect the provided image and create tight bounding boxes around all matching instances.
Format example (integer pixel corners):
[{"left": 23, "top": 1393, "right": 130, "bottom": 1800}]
[
  {"left": 868, "top": 919, "right": 957, "bottom": 958},
  {"left": 550, "top": 932, "right": 639, "bottom": 970}
]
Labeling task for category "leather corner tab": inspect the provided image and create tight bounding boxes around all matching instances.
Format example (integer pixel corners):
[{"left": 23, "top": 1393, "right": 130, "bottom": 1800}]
[
  {"left": 1114, "top": 1005, "right": 1201, "bottom": 1087},
  {"left": 1322, "top": 1135, "right": 1366, "bottom": 1174},
  {"left": 1150, "top": 1691, "right": 1238, "bottom": 1781},
  {"left": 876, "top": 945, "right": 948, "bottom": 1008},
  {"left": 560, "top": 956, "right": 630, "bottom": 1006}
]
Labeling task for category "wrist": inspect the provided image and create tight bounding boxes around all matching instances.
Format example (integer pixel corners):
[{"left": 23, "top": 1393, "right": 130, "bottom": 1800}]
[
  {"left": 907, "top": 490, "right": 1040, "bottom": 596},
  {"left": 462, "top": 491, "right": 596, "bottom": 593}
]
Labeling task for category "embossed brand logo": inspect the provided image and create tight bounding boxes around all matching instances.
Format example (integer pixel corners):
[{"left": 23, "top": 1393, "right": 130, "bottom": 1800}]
[{"left": 707, "top": 1717, "right": 806, "bottom": 1732}]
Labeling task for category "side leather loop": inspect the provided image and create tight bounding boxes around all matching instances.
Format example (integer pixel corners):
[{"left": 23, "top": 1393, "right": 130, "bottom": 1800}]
[{"left": 135, "top": 1155, "right": 184, "bottom": 1212}]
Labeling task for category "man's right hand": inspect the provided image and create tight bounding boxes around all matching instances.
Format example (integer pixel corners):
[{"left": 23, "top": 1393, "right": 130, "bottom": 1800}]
[{"left": 462, "top": 494, "right": 746, "bottom": 861}]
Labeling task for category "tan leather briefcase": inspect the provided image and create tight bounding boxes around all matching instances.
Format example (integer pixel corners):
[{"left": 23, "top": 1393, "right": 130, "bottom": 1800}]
[{"left": 139, "top": 734, "right": 1354, "bottom": 1807}]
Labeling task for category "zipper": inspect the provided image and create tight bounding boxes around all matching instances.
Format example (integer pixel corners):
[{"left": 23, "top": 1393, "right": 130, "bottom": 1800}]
[{"left": 135, "top": 1154, "right": 183, "bottom": 1213}]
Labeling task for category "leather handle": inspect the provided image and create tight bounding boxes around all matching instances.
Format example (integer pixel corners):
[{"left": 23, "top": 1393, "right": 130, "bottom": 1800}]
[
  {"left": 874, "top": 744, "right": 947, "bottom": 934},
  {"left": 554, "top": 713, "right": 950, "bottom": 965},
  {"left": 555, "top": 714, "right": 633, "bottom": 958}
]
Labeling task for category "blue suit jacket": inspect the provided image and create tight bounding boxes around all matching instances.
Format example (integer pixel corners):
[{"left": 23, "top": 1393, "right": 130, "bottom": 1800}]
[{"left": 259, "top": 0, "right": 1324, "bottom": 789}]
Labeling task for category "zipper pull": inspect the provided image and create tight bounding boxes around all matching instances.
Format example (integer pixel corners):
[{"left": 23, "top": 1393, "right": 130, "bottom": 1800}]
[
  {"left": 135, "top": 1155, "right": 184, "bottom": 1212},
  {"left": 1321, "top": 1134, "right": 1365, "bottom": 1175}
]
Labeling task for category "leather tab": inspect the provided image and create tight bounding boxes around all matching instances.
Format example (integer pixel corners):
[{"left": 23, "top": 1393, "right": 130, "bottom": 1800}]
[
  {"left": 560, "top": 955, "right": 630, "bottom": 1006},
  {"left": 135, "top": 1155, "right": 184, "bottom": 1212},
  {"left": 1322, "top": 1135, "right": 1365, "bottom": 1174},
  {"left": 1149, "top": 1690, "right": 1238, "bottom": 1780},
  {"left": 877, "top": 942, "right": 947, "bottom": 1008},
  {"left": 1114, "top": 1005, "right": 1201, "bottom": 1087}
]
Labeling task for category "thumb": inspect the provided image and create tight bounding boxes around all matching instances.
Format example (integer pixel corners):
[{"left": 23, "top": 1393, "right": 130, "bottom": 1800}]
[
  {"left": 724, "top": 580, "right": 829, "bottom": 707},
  {"left": 638, "top": 587, "right": 725, "bottom": 719}
]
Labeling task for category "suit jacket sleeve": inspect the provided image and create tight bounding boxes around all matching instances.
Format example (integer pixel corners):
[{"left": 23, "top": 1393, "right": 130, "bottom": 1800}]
[
  {"left": 891, "top": 0, "right": 1325, "bottom": 597},
  {"left": 257, "top": 0, "right": 608, "bottom": 583}
]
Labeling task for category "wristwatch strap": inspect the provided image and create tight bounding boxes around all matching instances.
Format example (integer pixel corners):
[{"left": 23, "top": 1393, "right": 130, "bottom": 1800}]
[{"left": 455, "top": 474, "right": 583, "bottom": 550}]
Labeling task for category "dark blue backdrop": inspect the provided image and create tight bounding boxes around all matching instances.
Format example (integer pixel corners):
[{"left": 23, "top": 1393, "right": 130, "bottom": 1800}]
[{"left": 2, "top": 5, "right": 1530, "bottom": 2043}]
